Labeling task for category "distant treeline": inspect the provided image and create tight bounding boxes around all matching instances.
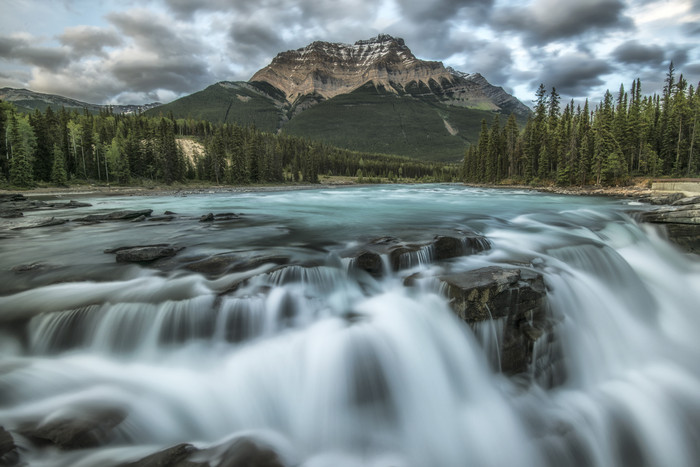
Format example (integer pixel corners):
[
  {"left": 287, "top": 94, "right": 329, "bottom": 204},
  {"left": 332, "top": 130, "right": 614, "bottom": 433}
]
[
  {"left": 462, "top": 64, "right": 699, "bottom": 186},
  {"left": 0, "top": 103, "right": 459, "bottom": 188}
]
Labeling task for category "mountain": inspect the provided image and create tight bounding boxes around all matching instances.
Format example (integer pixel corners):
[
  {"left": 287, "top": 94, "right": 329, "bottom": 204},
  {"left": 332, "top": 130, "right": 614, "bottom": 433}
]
[
  {"left": 0, "top": 88, "right": 161, "bottom": 115},
  {"left": 150, "top": 35, "right": 529, "bottom": 161}
]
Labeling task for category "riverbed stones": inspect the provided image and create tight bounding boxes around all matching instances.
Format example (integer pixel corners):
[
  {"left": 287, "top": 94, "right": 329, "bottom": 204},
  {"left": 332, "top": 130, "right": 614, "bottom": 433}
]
[
  {"left": 439, "top": 266, "right": 552, "bottom": 376},
  {"left": 7, "top": 216, "right": 68, "bottom": 230}
]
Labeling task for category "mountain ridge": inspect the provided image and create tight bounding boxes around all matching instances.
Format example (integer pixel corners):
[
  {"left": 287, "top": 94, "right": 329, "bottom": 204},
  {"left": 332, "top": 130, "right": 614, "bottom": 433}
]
[{"left": 0, "top": 87, "right": 161, "bottom": 115}]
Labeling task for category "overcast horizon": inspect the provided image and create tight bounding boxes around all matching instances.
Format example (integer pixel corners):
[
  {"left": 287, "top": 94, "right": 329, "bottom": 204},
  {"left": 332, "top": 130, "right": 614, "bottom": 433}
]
[{"left": 1, "top": 0, "right": 699, "bottom": 108}]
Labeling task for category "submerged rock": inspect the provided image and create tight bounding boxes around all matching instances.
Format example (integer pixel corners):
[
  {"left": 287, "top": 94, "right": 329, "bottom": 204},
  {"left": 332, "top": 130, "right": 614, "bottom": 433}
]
[
  {"left": 199, "top": 213, "right": 215, "bottom": 222},
  {"left": 120, "top": 438, "right": 284, "bottom": 467},
  {"left": 74, "top": 209, "right": 153, "bottom": 223},
  {"left": 105, "top": 244, "right": 184, "bottom": 263},
  {"left": 440, "top": 266, "right": 555, "bottom": 377},
  {"left": 19, "top": 408, "right": 126, "bottom": 450},
  {"left": 8, "top": 216, "right": 68, "bottom": 230},
  {"left": 0, "top": 426, "right": 19, "bottom": 466},
  {"left": 120, "top": 443, "right": 202, "bottom": 467},
  {"left": 115, "top": 246, "right": 184, "bottom": 263}
]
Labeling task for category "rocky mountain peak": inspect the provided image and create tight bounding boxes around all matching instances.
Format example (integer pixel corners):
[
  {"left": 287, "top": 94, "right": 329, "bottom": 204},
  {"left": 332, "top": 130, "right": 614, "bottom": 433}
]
[{"left": 250, "top": 34, "right": 450, "bottom": 103}]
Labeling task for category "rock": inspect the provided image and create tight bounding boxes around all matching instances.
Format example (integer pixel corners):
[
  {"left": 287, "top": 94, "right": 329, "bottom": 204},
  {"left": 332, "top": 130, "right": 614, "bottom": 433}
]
[
  {"left": 199, "top": 213, "right": 214, "bottom": 222},
  {"left": 646, "top": 192, "right": 685, "bottom": 205},
  {"left": 164, "top": 210, "right": 176, "bottom": 215},
  {"left": 148, "top": 215, "right": 175, "bottom": 222},
  {"left": 214, "top": 438, "right": 284, "bottom": 467},
  {"left": 114, "top": 246, "right": 184, "bottom": 263},
  {"left": 672, "top": 196, "right": 700, "bottom": 206},
  {"left": 74, "top": 209, "right": 153, "bottom": 223},
  {"left": 641, "top": 202, "right": 700, "bottom": 253},
  {"left": 119, "top": 443, "right": 203, "bottom": 467},
  {"left": 0, "top": 426, "right": 19, "bottom": 466},
  {"left": 351, "top": 250, "right": 384, "bottom": 276},
  {"left": 0, "top": 209, "right": 23, "bottom": 218},
  {"left": 214, "top": 212, "right": 240, "bottom": 221},
  {"left": 346, "top": 233, "right": 490, "bottom": 275},
  {"left": 12, "top": 262, "right": 56, "bottom": 273},
  {"left": 9, "top": 216, "right": 68, "bottom": 230},
  {"left": 19, "top": 408, "right": 126, "bottom": 450},
  {"left": 45, "top": 200, "right": 92, "bottom": 209},
  {"left": 440, "top": 266, "right": 553, "bottom": 376},
  {"left": 131, "top": 215, "right": 147, "bottom": 222},
  {"left": 104, "top": 244, "right": 171, "bottom": 254}
]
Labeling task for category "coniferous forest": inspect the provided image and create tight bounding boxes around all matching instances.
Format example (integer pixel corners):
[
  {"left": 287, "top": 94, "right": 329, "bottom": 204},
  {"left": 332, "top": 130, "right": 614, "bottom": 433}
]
[
  {"left": 0, "top": 103, "right": 458, "bottom": 189},
  {"left": 462, "top": 64, "right": 700, "bottom": 186}
]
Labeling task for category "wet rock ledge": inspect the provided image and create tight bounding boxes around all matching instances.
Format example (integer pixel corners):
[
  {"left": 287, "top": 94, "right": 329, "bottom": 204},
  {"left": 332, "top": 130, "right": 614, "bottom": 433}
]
[
  {"left": 641, "top": 195, "right": 700, "bottom": 254},
  {"left": 438, "top": 266, "right": 558, "bottom": 378}
]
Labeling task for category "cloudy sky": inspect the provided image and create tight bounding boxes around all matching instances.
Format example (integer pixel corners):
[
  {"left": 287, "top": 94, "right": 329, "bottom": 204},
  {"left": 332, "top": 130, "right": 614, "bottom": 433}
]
[{"left": 1, "top": 0, "right": 699, "bottom": 108}]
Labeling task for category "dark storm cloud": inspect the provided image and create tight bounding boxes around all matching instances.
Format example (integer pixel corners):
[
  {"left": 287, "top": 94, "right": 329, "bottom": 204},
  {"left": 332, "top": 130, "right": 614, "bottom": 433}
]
[
  {"left": 668, "top": 48, "right": 690, "bottom": 67},
  {"left": 534, "top": 53, "right": 613, "bottom": 97},
  {"left": 612, "top": 40, "right": 664, "bottom": 65},
  {"left": 493, "top": 0, "right": 632, "bottom": 45},
  {"left": 59, "top": 26, "right": 123, "bottom": 58},
  {"left": 0, "top": 35, "right": 70, "bottom": 71}
]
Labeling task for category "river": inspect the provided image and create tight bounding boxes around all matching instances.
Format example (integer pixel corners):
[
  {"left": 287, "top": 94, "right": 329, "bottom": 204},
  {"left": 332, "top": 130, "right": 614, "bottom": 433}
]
[{"left": 1, "top": 184, "right": 699, "bottom": 466}]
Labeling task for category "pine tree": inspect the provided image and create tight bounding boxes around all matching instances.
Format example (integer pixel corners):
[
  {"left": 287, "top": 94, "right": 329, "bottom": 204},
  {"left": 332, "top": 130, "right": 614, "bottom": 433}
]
[
  {"left": 51, "top": 144, "right": 68, "bottom": 186},
  {"left": 8, "top": 110, "right": 34, "bottom": 187}
]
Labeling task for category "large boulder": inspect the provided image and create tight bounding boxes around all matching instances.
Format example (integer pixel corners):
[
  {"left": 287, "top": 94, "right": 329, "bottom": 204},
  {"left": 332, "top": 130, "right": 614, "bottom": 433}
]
[
  {"left": 641, "top": 198, "right": 700, "bottom": 254},
  {"left": 439, "top": 266, "right": 555, "bottom": 377},
  {"left": 18, "top": 408, "right": 126, "bottom": 450}
]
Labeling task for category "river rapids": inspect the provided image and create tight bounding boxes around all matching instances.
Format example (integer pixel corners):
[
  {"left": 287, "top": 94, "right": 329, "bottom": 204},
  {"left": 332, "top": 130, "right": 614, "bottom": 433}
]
[{"left": 0, "top": 184, "right": 699, "bottom": 466}]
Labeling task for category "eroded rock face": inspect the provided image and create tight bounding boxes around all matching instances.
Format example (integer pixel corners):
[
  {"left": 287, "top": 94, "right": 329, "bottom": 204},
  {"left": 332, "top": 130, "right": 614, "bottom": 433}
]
[
  {"left": 641, "top": 197, "right": 700, "bottom": 254},
  {"left": 440, "top": 266, "right": 556, "bottom": 377}
]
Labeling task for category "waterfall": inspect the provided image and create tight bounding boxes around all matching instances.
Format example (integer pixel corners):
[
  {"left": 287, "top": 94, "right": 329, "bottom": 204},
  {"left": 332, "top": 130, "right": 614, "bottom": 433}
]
[{"left": 1, "top": 185, "right": 698, "bottom": 467}]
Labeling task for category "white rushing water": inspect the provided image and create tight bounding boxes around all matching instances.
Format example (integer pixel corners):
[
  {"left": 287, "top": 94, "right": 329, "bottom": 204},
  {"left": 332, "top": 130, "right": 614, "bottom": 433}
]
[{"left": 0, "top": 184, "right": 699, "bottom": 466}]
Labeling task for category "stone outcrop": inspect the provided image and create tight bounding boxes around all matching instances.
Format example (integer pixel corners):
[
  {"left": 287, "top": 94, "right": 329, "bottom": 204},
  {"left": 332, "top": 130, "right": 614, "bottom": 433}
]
[
  {"left": 439, "top": 266, "right": 555, "bottom": 377},
  {"left": 641, "top": 196, "right": 700, "bottom": 254}
]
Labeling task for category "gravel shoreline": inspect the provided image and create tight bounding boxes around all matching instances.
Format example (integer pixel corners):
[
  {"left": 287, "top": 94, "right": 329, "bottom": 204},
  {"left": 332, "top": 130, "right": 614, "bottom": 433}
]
[{"left": 0, "top": 181, "right": 655, "bottom": 201}]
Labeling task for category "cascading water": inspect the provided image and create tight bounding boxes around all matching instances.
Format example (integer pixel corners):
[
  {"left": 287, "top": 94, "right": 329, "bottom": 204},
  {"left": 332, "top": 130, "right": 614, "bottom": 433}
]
[{"left": 0, "top": 184, "right": 698, "bottom": 467}]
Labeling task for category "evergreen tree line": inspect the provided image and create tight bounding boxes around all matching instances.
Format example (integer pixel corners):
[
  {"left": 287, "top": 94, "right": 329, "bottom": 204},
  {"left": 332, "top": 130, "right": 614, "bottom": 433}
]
[
  {"left": 462, "top": 64, "right": 700, "bottom": 186},
  {"left": 0, "top": 102, "right": 459, "bottom": 188}
]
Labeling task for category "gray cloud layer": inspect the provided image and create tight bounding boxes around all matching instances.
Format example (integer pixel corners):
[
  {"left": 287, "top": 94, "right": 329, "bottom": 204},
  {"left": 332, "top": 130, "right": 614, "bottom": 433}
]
[{"left": 0, "top": 0, "right": 698, "bottom": 106}]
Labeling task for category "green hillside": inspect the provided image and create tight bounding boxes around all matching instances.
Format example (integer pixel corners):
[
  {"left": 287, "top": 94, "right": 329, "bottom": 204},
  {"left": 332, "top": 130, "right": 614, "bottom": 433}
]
[
  {"left": 282, "top": 83, "right": 496, "bottom": 162},
  {"left": 145, "top": 82, "right": 283, "bottom": 132},
  {"left": 150, "top": 81, "right": 526, "bottom": 162}
]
